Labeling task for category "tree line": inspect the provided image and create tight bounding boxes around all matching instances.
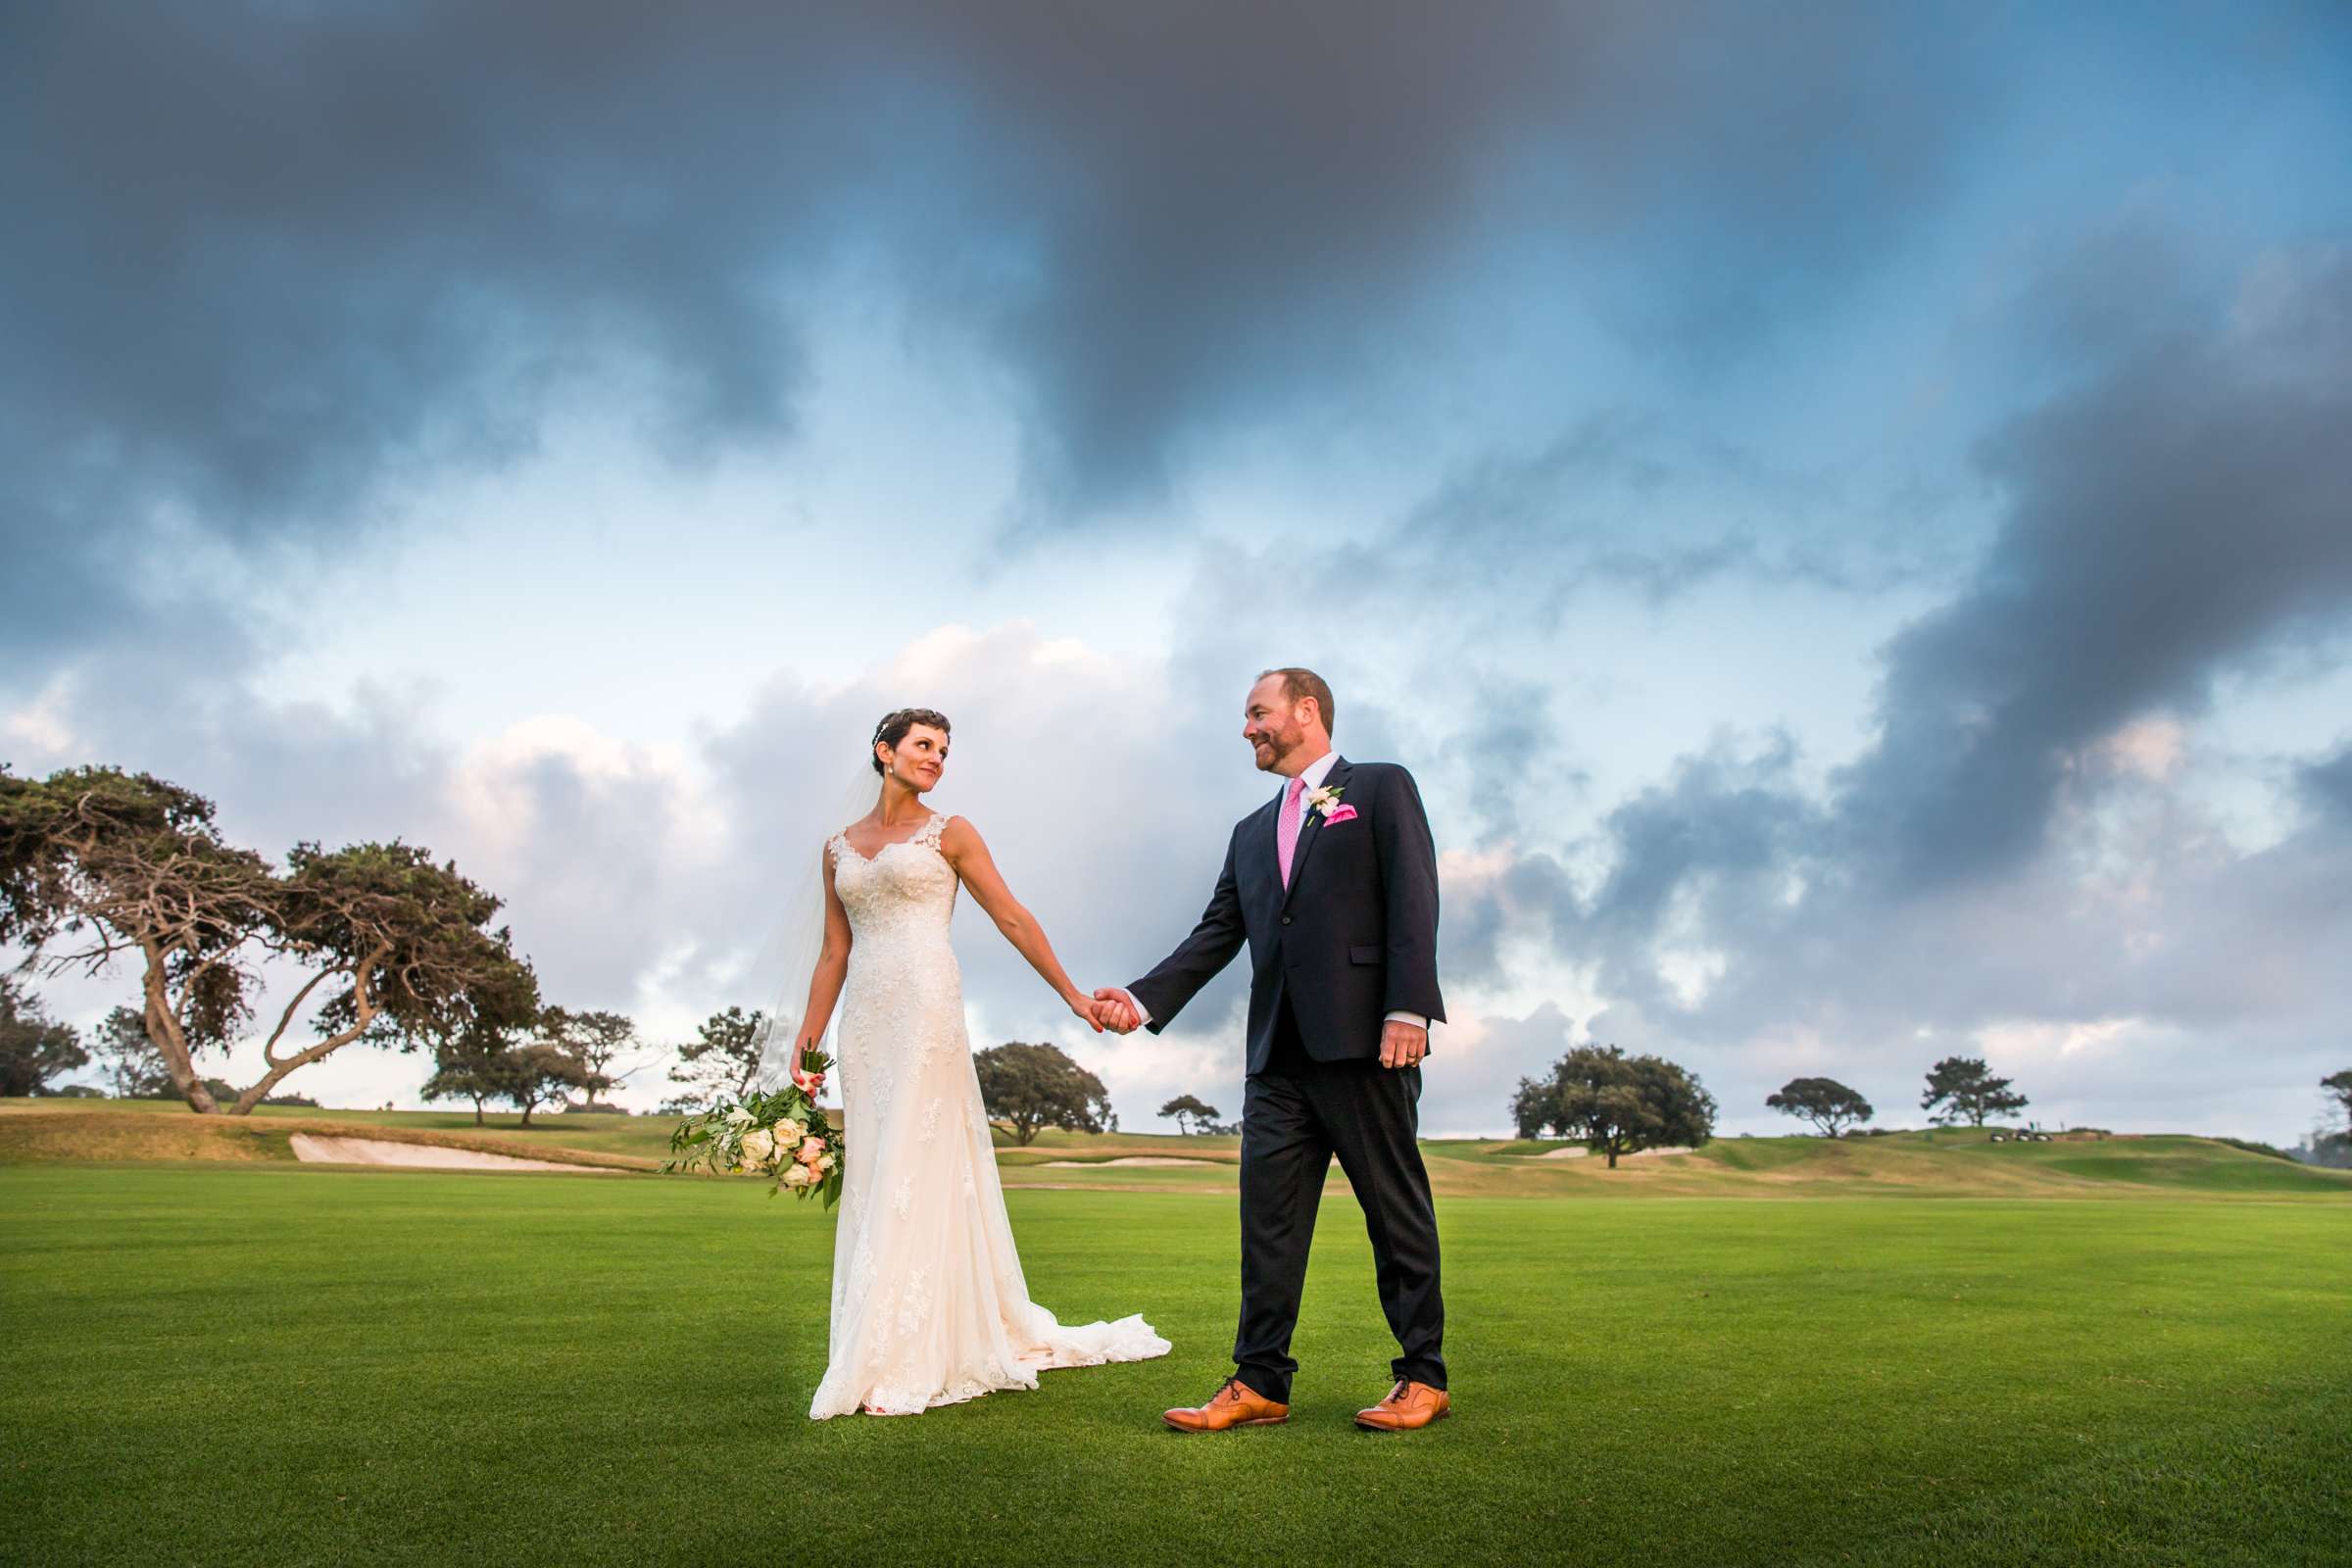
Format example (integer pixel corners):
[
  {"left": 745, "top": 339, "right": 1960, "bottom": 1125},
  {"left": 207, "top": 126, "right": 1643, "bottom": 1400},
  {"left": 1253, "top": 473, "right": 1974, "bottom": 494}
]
[
  {"left": 1505, "top": 1048, "right": 2034, "bottom": 1163},
  {"left": 1507, "top": 1044, "right": 2352, "bottom": 1166},
  {"left": 1761, "top": 1055, "right": 2031, "bottom": 1137}
]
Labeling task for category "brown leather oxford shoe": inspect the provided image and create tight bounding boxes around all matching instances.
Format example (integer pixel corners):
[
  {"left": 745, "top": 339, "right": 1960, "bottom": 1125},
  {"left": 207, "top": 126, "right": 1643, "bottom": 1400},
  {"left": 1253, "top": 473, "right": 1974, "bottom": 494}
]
[
  {"left": 1162, "top": 1375, "right": 1290, "bottom": 1433},
  {"left": 1354, "top": 1379, "right": 1450, "bottom": 1431}
]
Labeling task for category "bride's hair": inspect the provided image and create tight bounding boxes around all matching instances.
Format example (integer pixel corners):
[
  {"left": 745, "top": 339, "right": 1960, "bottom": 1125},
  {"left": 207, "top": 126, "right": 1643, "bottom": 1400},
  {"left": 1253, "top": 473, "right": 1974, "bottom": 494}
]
[{"left": 872, "top": 708, "right": 952, "bottom": 774}]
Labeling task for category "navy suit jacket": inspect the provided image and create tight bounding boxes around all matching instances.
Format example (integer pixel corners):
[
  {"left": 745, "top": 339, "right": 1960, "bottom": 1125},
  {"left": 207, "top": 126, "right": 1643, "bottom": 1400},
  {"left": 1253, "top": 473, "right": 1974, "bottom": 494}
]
[{"left": 1128, "top": 758, "right": 1446, "bottom": 1076}]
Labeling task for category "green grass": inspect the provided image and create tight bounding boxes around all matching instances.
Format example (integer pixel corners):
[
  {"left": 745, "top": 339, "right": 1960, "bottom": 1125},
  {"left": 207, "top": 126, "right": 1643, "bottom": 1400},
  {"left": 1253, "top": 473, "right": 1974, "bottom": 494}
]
[
  {"left": 4, "top": 1163, "right": 2346, "bottom": 1566},
  {"left": 17, "top": 1100, "right": 2351, "bottom": 1202}
]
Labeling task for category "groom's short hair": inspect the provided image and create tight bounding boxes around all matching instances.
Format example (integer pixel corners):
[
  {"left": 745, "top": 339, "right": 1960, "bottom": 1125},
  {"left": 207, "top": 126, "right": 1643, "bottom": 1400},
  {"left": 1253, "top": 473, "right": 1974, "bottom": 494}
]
[{"left": 1258, "top": 667, "right": 1335, "bottom": 737}]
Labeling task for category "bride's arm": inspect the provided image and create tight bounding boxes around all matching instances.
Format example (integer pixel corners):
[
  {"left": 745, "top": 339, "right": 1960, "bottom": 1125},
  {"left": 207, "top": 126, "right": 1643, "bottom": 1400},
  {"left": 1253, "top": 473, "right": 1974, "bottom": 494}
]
[
  {"left": 793, "top": 847, "right": 854, "bottom": 1084},
  {"left": 938, "top": 816, "right": 1104, "bottom": 1033}
]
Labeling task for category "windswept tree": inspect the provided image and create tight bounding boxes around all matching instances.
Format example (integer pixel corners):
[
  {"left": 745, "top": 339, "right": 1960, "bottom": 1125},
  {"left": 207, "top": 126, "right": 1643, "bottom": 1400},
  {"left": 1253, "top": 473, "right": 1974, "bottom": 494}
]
[
  {"left": 425, "top": 1013, "right": 609, "bottom": 1127},
  {"left": 0, "top": 766, "right": 541, "bottom": 1114},
  {"left": 1766, "top": 1077, "right": 1875, "bottom": 1138},
  {"left": 540, "top": 1007, "right": 646, "bottom": 1107},
  {"left": 1510, "top": 1075, "right": 1562, "bottom": 1140},
  {"left": 90, "top": 1005, "right": 175, "bottom": 1099},
  {"left": 421, "top": 1023, "right": 522, "bottom": 1125},
  {"left": 2323, "top": 1069, "right": 2352, "bottom": 1129},
  {"left": 663, "top": 1005, "right": 769, "bottom": 1110},
  {"left": 1159, "top": 1094, "right": 1220, "bottom": 1136},
  {"left": 1513, "top": 1044, "right": 1716, "bottom": 1168},
  {"left": 1921, "top": 1055, "right": 2028, "bottom": 1127},
  {"left": 0, "top": 975, "right": 89, "bottom": 1097},
  {"left": 505, "top": 1038, "right": 608, "bottom": 1127},
  {"left": 974, "top": 1043, "right": 1114, "bottom": 1146}
]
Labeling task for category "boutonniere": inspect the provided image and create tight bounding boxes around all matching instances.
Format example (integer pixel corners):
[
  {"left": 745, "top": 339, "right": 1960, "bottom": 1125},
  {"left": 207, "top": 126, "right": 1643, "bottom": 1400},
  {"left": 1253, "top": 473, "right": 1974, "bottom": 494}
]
[{"left": 1304, "top": 783, "right": 1348, "bottom": 820}]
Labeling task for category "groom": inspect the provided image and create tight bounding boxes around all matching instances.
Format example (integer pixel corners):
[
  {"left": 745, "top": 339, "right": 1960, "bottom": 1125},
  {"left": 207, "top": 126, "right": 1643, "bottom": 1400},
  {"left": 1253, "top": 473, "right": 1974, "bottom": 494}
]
[{"left": 1100, "top": 667, "right": 1448, "bottom": 1433}]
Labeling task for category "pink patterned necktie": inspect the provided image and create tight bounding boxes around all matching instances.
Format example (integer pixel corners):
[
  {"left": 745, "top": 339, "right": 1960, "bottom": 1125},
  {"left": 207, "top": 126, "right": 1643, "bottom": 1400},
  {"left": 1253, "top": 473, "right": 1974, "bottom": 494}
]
[{"left": 1277, "top": 774, "right": 1307, "bottom": 887}]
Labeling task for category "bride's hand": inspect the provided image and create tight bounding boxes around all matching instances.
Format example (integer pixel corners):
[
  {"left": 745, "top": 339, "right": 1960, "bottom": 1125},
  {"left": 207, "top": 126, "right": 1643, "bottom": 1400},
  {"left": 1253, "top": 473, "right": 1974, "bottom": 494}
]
[
  {"left": 791, "top": 1046, "right": 826, "bottom": 1097},
  {"left": 1068, "top": 992, "right": 1106, "bottom": 1033}
]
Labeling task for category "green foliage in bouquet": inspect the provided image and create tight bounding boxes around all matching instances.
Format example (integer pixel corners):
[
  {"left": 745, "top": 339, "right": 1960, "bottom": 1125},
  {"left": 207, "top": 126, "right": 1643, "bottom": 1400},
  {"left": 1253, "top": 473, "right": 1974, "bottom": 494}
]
[{"left": 661, "top": 1050, "right": 843, "bottom": 1205}]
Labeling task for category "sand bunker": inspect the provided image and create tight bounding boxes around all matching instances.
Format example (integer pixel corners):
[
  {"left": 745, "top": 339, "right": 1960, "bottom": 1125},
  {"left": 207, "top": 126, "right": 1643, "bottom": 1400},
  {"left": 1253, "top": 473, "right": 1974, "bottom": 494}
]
[
  {"left": 1035, "top": 1156, "right": 1222, "bottom": 1169},
  {"left": 1527, "top": 1144, "right": 1694, "bottom": 1160},
  {"left": 289, "top": 1134, "right": 620, "bottom": 1172}
]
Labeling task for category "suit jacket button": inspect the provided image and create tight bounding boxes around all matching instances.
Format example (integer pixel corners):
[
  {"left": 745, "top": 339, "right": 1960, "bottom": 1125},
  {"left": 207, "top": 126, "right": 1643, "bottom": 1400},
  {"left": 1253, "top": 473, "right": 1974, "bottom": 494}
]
[{"left": 1280, "top": 914, "right": 1293, "bottom": 925}]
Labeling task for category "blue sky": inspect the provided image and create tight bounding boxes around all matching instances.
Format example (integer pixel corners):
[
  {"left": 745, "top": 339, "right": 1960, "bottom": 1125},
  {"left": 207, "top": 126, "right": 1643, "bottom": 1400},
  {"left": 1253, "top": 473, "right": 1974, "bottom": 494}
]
[{"left": 5, "top": 1, "right": 2350, "bottom": 1141}]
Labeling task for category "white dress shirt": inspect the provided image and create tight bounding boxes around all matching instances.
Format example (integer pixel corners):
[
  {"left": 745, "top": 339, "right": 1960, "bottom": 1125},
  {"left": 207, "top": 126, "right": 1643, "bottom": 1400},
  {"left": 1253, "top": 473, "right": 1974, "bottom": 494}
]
[{"left": 1119, "top": 750, "right": 1430, "bottom": 1033}]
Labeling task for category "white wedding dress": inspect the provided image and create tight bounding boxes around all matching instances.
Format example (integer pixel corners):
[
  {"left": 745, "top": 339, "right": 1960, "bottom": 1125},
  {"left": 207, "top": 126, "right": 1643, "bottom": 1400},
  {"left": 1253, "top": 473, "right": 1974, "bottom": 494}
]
[{"left": 808, "top": 810, "right": 1170, "bottom": 1419}]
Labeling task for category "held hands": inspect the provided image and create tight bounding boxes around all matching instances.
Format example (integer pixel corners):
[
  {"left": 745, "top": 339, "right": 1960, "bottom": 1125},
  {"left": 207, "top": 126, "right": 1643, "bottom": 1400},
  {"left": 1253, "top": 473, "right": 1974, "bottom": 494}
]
[
  {"left": 1380, "top": 1019, "right": 1429, "bottom": 1070},
  {"left": 1088, "top": 988, "right": 1143, "bottom": 1035},
  {"left": 1070, "top": 992, "right": 1125, "bottom": 1034}
]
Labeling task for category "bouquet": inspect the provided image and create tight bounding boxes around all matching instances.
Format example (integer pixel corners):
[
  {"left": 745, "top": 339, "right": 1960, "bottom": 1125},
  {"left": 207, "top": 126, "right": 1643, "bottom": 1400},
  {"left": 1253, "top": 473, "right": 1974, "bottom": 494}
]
[{"left": 662, "top": 1049, "right": 845, "bottom": 1205}]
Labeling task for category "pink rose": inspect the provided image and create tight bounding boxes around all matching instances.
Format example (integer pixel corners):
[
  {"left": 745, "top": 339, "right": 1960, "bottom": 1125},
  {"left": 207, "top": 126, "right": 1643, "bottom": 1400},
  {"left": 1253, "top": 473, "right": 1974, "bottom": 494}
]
[{"left": 799, "top": 1136, "right": 828, "bottom": 1164}]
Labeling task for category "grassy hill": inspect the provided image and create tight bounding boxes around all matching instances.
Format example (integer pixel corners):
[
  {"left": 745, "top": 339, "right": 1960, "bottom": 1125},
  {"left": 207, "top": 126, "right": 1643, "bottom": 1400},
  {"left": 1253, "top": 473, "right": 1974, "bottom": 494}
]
[{"left": 8, "top": 1098, "right": 2348, "bottom": 1199}]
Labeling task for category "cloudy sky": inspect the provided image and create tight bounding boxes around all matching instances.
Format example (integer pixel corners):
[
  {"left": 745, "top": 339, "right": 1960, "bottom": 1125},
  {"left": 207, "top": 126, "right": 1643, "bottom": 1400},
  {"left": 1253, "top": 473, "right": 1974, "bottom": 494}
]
[{"left": 6, "top": 2, "right": 2350, "bottom": 1142}]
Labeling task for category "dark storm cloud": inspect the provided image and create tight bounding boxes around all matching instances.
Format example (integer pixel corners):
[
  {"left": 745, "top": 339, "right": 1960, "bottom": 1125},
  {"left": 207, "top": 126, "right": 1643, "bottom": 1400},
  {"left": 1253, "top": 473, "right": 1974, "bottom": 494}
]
[
  {"left": 0, "top": 2, "right": 927, "bottom": 685},
  {"left": 939, "top": 0, "right": 1997, "bottom": 518},
  {"left": 4, "top": 0, "right": 2001, "bottom": 680},
  {"left": 1365, "top": 409, "right": 1956, "bottom": 625},
  {"left": 2301, "top": 742, "right": 2352, "bottom": 826},
  {"left": 1835, "top": 245, "right": 2352, "bottom": 890}
]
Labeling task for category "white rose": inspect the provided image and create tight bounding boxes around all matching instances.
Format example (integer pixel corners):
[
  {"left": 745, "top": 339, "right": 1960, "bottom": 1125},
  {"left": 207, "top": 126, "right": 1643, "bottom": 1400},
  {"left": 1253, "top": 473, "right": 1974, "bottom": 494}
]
[
  {"left": 774, "top": 1117, "right": 807, "bottom": 1143},
  {"left": 817, "top": 1152, "right": 836, "bottom": 1173},
  {"left": 781, "top": 1163, "right": 814, "bottom": 1189},
  {"left": 739, "top": 1129, "right": 777, "bottom": 1166}
]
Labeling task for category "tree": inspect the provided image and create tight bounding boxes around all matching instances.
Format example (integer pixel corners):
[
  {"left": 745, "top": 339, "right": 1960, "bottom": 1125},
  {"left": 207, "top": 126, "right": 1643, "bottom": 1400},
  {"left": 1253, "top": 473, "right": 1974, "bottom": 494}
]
[
  {"left": 663, "top": 1005, "right": 768, "bottom": 1110},
  {"left": 1159, "top": 1094, "right": 1220, "bottom": 1136},
  {"left": 0, "top": 765, "right": 541, "bottom": 1114},
  {"left": 1509, "top": 1075, "right": 1562, "bottom": 1140},
  {"left": 973, "top": 1043, "right": 1114, "bottom": 1146},
  {"left": 1512, "top": 1044, "right": 1716, "bottom": 1167},
  {"left": 504, "top": 1040, "right": 607, "bottom": 1127},
  {"left": 0, "top": 975, "right": 89, "bottom": 1097},
  {"left": 90, "top": 1005, "right": 175, "bottom": 1098},
  {"left": 2322, "top": 1069, "right": 2352, "bottom": 1129},
  {"left": 421, "top": 1022, "right": 524, "bottom": 1125},
  {"left": 2293, "top": 1130, "right": 2352, "bottom": 1170},
  {"left": 1766, "top": 1077, "right": 1875, "bottom": 1138},
  {"left": 538, "top": 1006, "right": 645, "bottom": 1106},
  {"left": 1921, "top": 1055, "right": 2028, "bottom": 1127}
]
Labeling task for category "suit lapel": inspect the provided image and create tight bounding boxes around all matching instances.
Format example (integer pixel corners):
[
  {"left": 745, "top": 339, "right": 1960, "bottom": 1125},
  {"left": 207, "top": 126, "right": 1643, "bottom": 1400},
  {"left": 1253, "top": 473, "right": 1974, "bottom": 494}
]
[{"left": 1281, "top": 756, "right": 1348, "bottom": 911}]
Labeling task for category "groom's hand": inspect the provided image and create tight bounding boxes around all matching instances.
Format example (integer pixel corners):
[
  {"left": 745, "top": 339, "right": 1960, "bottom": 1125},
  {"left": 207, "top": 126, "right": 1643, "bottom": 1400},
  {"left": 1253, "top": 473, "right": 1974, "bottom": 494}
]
[
  {"left": 1379, "top": 1019, "right": 1428, "bottom": 1069},
  {"left": 1091, "top": 989, "right": 1142, "bottom": 1034}
]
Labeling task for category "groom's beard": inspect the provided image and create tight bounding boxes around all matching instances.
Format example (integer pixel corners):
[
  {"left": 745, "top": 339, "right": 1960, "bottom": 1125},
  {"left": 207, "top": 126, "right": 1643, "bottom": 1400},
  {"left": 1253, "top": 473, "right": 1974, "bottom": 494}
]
[{"left": 1252, "top": 734, "right": 1296, "bottom": 772}]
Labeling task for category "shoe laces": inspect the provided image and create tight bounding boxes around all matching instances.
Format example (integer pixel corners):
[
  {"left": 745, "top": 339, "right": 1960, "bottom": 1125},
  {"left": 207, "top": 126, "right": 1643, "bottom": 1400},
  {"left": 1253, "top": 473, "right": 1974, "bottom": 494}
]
[
  {"left": 1381, "top": 1380, "right": 1412, "bottom": 1405},
  {"left": 1208, "top": 1374, "right": 1251, "bottom": 1407}
]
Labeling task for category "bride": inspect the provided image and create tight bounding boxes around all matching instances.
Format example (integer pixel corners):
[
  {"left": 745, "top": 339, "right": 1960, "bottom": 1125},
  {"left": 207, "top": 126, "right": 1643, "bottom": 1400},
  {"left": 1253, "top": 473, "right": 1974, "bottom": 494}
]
[{"left": 785, "top": 707, "right": 1170, "bottom": 1418}]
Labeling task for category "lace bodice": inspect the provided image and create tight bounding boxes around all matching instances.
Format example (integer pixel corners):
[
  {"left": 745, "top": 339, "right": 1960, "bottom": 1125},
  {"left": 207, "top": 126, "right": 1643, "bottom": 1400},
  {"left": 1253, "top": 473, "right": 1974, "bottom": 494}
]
[{"left": 829, "top": 810, "right": 957, "bottom": 947}]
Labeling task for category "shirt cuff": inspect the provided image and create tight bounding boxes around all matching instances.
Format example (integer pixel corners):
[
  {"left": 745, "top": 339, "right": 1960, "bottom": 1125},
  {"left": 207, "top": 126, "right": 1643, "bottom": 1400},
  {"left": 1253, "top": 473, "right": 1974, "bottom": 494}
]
[
  {"left": 1115, "top": 989, "right": 1152, "bottom": 1028},
  {"left": 1384, "top": 1010, "right": 1428, "bottom": 1030}
]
